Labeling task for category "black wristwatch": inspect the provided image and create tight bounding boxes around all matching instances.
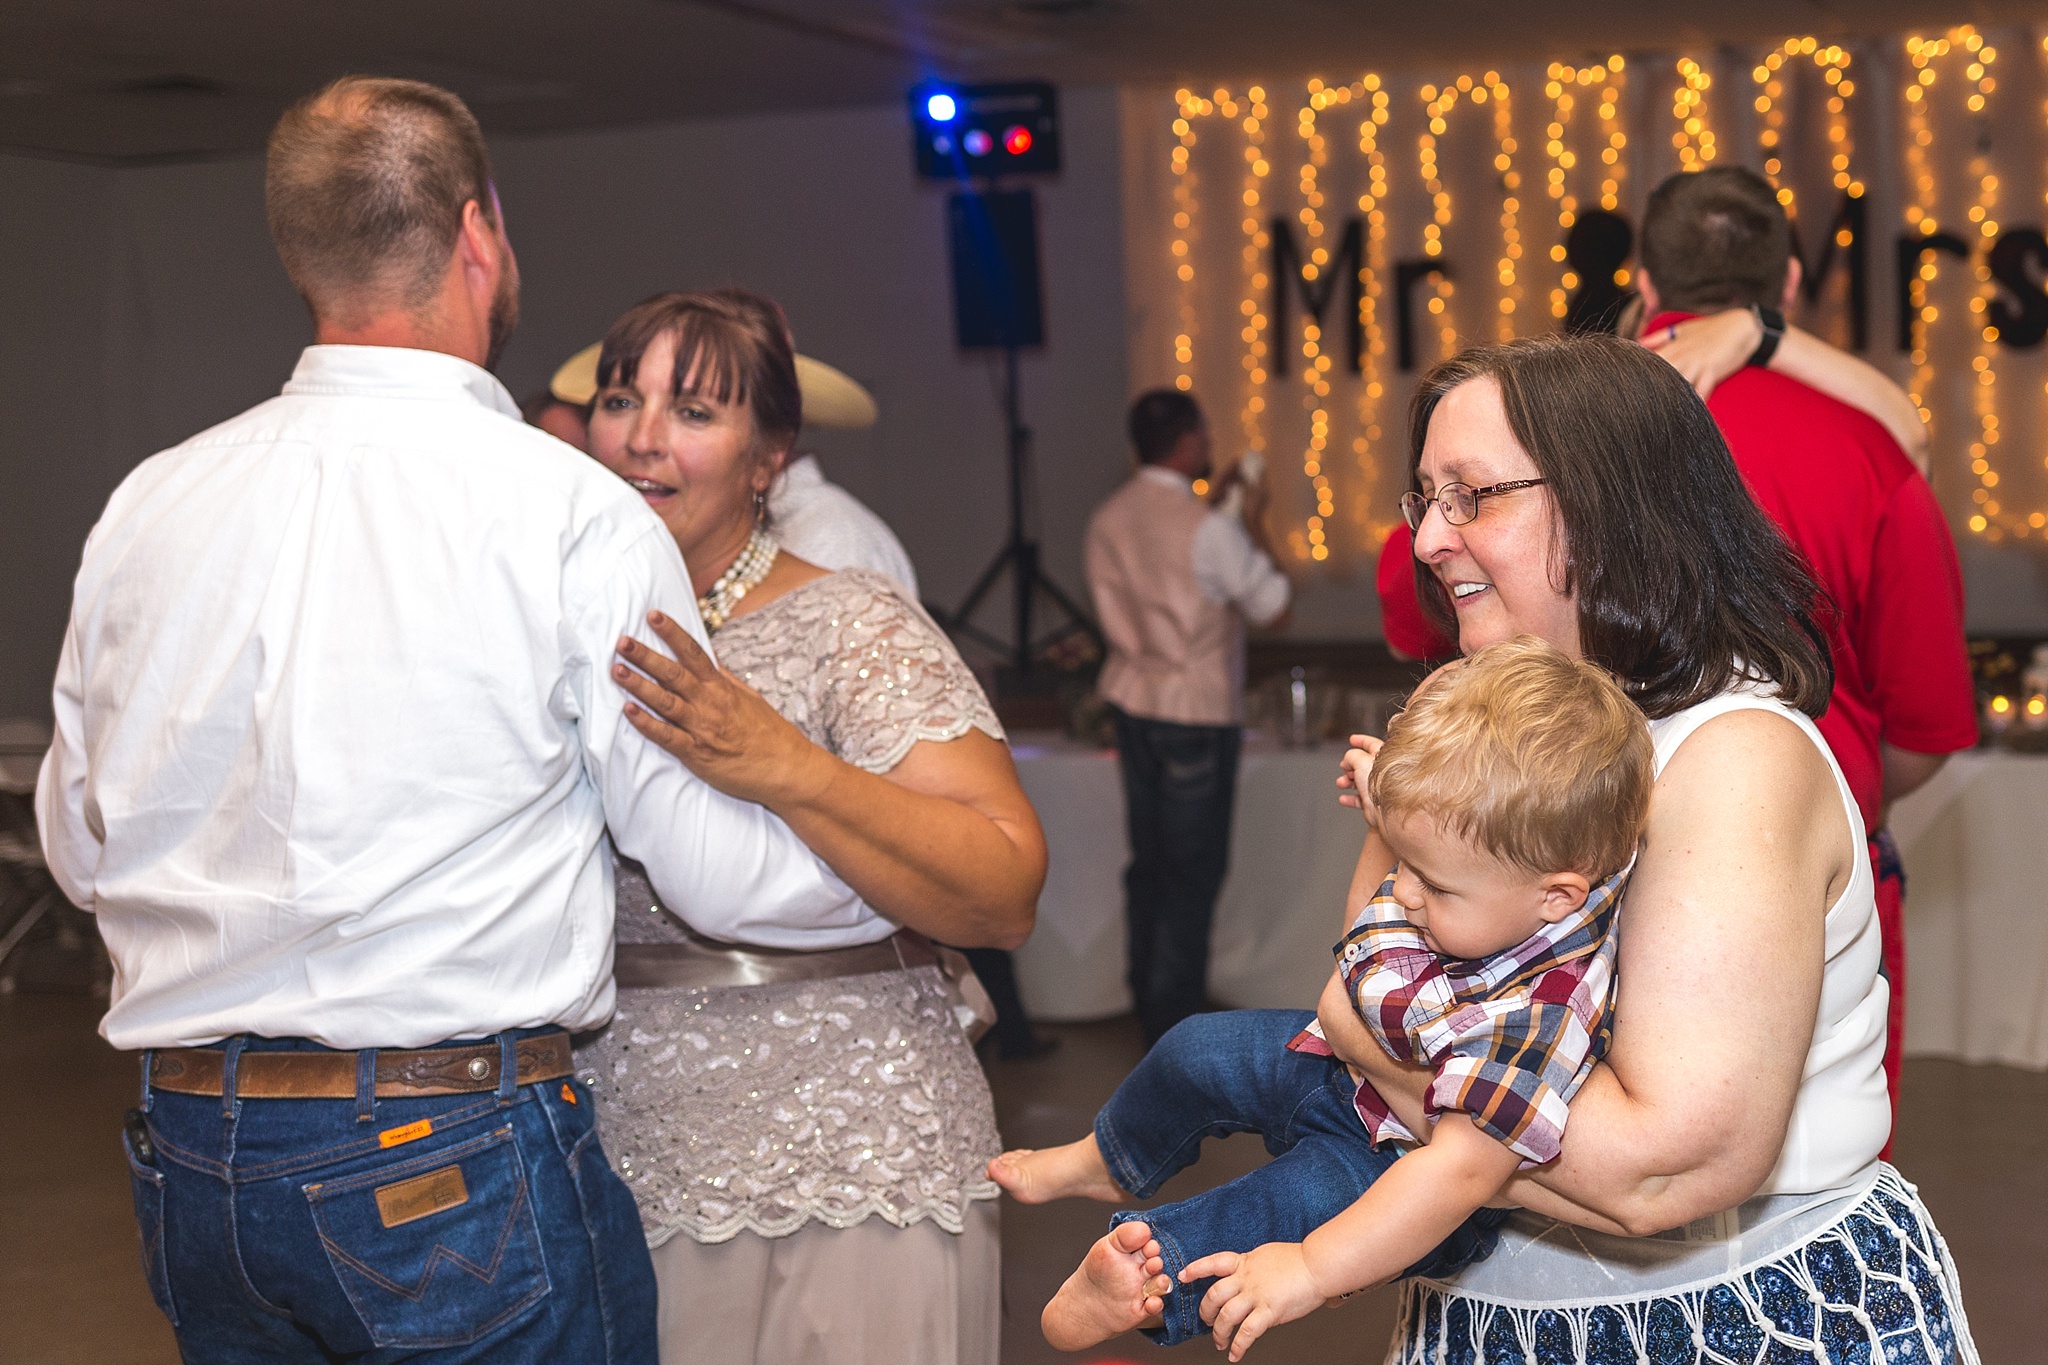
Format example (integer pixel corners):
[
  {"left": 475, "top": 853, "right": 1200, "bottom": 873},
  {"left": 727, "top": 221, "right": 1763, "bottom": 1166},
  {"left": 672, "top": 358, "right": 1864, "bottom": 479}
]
[{"left": 1747, "top": 305, "right": 1785, "bottom": 368}]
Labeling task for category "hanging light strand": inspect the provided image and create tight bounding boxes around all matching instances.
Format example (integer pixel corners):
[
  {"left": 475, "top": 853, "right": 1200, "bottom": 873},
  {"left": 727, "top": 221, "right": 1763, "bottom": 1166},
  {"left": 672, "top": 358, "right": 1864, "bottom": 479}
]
[
  {"left": 1544, "top": 59, "right": 1624, "bottom": 318},
  {"left": 1961, "top": 32, "right": 2005, "bottom": 537},
  {"left": 1489, "top": 72, "right": 1523, "bottom": 340},
  {"left": 1234, "top": 86, "right": 1272, "bottom": 459},
  {"left": 1672, "top": 57, "right": 1717, "bottom": 171},
  {"left": 1418, "top": 81, "right": 1461, "bottom": 360},
  {"left": 1354, "top": 73, "right": 1391, "bottom": 544},
  {"left": 1295, "top": 80, "right": 1341, "bottom": 562},
  {"left": 1598, "top": 56, "right": 1626, "bottom": 212},
  {"left": 1169, "top": 88, "right": 1207, "bottom": 394}
]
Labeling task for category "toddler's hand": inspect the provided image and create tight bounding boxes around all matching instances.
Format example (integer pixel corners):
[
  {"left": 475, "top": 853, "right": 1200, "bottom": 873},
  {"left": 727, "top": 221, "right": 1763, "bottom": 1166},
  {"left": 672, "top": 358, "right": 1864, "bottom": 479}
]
[
  {"left": 1182, "top": 1242, "right": 1331, "bottom": 1362},
  {"left": 1335, "top": 735, "right": 1383, "bottom": 824}
]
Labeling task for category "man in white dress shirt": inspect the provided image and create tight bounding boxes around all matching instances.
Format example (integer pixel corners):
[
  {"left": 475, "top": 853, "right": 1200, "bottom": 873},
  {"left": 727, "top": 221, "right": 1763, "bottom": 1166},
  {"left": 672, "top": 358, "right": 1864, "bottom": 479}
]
[
  {"left": 1085, "top": 389, "right": 1291, "bottom": 1044},
  {"left": 37, "top": 77, "right": 862, "bottom": 1362}
]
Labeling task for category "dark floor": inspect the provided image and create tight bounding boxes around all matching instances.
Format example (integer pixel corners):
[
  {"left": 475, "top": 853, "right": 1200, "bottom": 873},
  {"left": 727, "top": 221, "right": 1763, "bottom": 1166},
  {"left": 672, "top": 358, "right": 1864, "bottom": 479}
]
[{"left": 2, "top": 993, "right": 2040, "bottom": 1364}]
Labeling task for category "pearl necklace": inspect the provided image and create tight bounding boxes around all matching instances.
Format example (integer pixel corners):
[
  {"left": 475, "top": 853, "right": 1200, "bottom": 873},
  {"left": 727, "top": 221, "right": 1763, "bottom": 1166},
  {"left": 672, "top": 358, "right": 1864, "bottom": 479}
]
[{"left": 697, "top": 525, "right": 779, "bottom": 631}]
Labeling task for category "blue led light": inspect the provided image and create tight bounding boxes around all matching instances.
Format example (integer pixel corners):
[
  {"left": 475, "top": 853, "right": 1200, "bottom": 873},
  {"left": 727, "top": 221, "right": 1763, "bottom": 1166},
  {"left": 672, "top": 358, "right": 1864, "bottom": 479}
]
[{"left": 926, "top": 92, "right": 958, "bottom": 123}]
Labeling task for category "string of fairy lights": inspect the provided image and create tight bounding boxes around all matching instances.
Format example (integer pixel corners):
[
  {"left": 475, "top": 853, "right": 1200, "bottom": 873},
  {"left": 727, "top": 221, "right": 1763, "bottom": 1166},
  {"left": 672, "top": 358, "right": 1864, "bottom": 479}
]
[
  {"left": 1672, "top": 57, "right": 1716, "bottom": 171},
  {"left": 1297, "top": 81, "right": 1337, "bottom": 559},
  {"left": 1164, "top": 29, "right": 2047, "bottom": 562},
  {"left": 1352, "top": 77, "right": 1391, "bottom": 543},
  {"left": 1543, "top": 59, "right": 1626, "bottom": 318}
]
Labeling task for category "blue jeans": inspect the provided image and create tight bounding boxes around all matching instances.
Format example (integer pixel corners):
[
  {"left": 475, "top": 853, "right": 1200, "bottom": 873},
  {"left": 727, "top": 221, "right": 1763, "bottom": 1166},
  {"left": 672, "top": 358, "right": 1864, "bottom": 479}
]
[
  {"left": 1095, "top": 1010, "right": 1509, "bottom": 1346},
  {"left": 1112, "top": 708, "right": 1242, "bottom": 1044},
  {"left": 125, "top": 1030, "right": 657, "bottom": 1363}
]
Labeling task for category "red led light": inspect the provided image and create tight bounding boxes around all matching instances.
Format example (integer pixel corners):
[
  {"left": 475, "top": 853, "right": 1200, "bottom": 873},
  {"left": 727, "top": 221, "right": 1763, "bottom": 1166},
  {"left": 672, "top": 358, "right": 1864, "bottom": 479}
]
[{"left": 1003, "top": 124, "right": 1034, "bottom": 155}]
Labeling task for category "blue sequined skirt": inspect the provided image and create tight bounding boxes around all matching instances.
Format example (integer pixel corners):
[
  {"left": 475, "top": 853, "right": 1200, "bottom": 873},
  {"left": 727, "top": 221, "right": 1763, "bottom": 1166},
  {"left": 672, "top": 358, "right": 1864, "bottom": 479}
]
[{"left": 1391, "top": 1166, "right": 1977, "bottom": 1365}]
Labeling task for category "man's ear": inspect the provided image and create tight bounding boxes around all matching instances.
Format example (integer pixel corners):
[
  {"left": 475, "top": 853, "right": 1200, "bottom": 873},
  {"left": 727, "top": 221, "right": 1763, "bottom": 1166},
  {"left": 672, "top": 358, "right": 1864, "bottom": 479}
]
[
  {"left": 1780, "top": 256, "right": 1803, "bottom": 312},
  {"left": 1635, "top": 267, "right": 1661, "bottom": 323},
  {"left": 1536, "top": 870, "right": 1592, "bottom": 924},
  {"left": 456, "top": 198, "right": 499, "bottom": 275}
]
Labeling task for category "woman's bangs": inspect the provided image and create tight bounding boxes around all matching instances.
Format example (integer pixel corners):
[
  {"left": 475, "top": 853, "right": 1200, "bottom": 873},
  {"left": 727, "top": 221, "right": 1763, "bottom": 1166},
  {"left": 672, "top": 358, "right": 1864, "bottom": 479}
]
[{"left": 666, "top": 315, "right": 750, "bottom": 409}]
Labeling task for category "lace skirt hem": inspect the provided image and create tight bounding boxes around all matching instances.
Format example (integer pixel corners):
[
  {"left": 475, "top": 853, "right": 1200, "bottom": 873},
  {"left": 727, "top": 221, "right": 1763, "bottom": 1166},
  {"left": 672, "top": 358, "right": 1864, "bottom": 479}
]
[
  {"left": 644, "top": 1179, "right": 1002, "bottom": 1249},
  {"left": 1390, "top": 1166, "right": 1978, "bottom": 1365}
]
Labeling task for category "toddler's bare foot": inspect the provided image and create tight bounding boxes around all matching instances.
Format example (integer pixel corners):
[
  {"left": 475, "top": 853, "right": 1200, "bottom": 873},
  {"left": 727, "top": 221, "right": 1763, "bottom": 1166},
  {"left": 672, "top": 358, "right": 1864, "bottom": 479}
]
[
  {"left": 1041, "top": 1220, "right": 1170, "bottom": 1351},
  {"left": 988, "top": 1136, "right": 1126, "bottom": 1204}
]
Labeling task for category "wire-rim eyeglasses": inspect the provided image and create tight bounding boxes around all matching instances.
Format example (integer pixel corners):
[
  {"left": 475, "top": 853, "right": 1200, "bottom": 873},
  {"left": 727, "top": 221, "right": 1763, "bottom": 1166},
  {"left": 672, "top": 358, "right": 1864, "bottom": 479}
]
[{"left": 1398, "top": 479, "right": 1547, "bottom": 532}]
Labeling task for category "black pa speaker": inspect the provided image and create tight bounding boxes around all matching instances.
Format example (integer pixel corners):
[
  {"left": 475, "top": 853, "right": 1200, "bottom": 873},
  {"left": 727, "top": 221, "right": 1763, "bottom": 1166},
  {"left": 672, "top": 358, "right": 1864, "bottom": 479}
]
[{"left": 946, "top": 189, "right": 1044, "bottom": 349}]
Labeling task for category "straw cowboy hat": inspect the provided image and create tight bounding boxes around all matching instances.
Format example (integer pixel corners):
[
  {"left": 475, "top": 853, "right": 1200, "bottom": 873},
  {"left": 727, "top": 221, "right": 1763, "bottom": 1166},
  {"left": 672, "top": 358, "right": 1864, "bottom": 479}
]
[{"left": 548, "top": 342, "right": 879, "bottom": 430}]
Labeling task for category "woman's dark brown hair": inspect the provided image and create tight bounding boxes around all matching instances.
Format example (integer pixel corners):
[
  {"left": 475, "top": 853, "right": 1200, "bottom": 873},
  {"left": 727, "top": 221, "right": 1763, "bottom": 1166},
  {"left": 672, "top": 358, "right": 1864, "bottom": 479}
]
[
  {"left": 596, "top": 287, "right": 802, "bottom": 461},
  {"left": 1409, "top": 334, "right": 1833, "bottom": 720}
]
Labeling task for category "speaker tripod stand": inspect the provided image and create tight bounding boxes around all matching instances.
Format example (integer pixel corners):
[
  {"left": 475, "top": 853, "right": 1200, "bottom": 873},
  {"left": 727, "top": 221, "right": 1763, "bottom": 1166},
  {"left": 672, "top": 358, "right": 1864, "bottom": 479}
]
[{"left": 942, "top": 344, "right": 1097, "bottom": 673}]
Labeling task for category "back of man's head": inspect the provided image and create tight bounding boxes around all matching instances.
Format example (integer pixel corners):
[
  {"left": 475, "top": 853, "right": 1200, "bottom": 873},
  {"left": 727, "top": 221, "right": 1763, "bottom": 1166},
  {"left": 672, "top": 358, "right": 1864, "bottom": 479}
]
[
  {"left": 1128, "top": 389, "right": 1203, "bottom": 464},
  {"left": 267, "top": 76, "right": 496, "bottom": 324},
  {"left": 1640, "top": 167, "right": 1791, "bottom": 313}
]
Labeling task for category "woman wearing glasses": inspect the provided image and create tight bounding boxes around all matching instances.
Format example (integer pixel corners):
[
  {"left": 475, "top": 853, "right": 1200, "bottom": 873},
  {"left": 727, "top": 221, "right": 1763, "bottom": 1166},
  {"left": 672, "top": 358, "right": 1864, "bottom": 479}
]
[
  {"left": 1377, "top": 312, "right": 1931, "bottom": 662},
  {"left": 1311, "top": 334, "right": 1977, "bottom": 1364}
]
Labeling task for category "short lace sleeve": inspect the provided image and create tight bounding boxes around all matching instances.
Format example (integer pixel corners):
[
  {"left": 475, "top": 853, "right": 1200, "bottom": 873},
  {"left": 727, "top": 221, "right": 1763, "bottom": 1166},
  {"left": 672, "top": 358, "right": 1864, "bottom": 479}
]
[{"left": 810, "top": 569, "right": 1004, "bottom": 773}]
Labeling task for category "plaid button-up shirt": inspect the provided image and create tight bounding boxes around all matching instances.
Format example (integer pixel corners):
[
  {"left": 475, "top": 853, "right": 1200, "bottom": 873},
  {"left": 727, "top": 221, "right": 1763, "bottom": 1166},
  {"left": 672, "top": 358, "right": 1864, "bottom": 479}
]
[{"left": 1290, "top": 865, "right": 1625, "bottom": 1166}]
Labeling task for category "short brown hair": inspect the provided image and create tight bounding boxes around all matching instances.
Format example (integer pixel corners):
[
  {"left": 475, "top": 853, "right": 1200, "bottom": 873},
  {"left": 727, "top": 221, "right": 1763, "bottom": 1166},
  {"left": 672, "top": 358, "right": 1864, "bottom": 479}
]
[
  {"left": 597, "top": 288, "right": 803, "bottom": 459},
  {"left": 1128, "top": 389, "right": 1204, "bottom": 462},
  {"left": 1371, "top": 636, "right": 1652, "bottom": 879},
  {"left": 266, "top": 76, "right": 495, "bottom": 317},
  {"left": 1408, "top": 335, "right": 1833, "bottom": 720},
  {"left": 1640, "top": 167, "right": 1791, "bottom": 312}
]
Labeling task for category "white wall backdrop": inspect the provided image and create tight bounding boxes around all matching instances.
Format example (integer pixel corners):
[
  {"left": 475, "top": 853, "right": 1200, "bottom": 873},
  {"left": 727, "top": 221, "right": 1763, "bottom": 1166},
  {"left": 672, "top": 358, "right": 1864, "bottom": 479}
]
[{"left": 0, "top": 87, "right": 1133, "bottom": 720}]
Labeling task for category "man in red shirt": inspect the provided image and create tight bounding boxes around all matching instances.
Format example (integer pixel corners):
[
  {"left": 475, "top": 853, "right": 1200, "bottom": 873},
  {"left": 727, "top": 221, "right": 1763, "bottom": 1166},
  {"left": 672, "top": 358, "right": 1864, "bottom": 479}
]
[
  {"left": 1376, "top": 522, "right": 1457, "bottom": 661},
  {"left": 1639, "top": 169, "right": 1976, "bottom": 1127}
]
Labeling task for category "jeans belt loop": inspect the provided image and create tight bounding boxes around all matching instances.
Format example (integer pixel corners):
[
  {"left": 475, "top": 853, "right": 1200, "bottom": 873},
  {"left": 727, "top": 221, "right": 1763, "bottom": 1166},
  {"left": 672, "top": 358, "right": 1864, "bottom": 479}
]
[
  {"left": 356, "top": 1048, "right": 378, "bottom": 1122},
  {"left": 220, "top": 1036, "right": 247, "bottom": 1120},
  {"left": 496, "top": 1032, "right": 519, "bottom": 1106},
  {"left": 139, "top": 1048, "right": 155, "bottom": 1113}
]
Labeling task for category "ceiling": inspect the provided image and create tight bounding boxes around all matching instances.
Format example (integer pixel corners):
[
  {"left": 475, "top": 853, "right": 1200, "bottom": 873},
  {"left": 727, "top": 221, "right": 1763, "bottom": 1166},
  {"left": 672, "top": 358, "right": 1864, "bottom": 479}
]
[{"left": 0, "top": 0, "right": 2032, "bottom": 162}]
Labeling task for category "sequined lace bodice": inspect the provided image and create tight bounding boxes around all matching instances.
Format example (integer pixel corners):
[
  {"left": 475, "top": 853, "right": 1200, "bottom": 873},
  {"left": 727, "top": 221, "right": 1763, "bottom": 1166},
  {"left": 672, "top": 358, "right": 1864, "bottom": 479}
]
[
  {"left": 715, "top": 566, "right": 1003, "bottom": 775},
  {"left": 581, "top": 567, "right": 1007, "bottom": 1246}
]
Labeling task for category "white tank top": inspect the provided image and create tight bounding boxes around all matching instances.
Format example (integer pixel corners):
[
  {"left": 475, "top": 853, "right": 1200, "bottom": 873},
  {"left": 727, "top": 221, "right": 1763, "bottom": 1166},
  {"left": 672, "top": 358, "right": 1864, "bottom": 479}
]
[{"left": 1647, "top": 685, "right": 1890, "bottom": 1195}]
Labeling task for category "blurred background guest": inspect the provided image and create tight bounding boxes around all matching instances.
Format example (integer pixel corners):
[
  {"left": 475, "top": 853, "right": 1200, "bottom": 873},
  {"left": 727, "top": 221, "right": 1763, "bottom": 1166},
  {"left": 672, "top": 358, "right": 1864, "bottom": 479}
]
[
  {"left": 1085, "top": 389, "right": 1290, "bottom": 1045},
  {"left": 521, "top": 382, "right": 591, "bottom": 450}
]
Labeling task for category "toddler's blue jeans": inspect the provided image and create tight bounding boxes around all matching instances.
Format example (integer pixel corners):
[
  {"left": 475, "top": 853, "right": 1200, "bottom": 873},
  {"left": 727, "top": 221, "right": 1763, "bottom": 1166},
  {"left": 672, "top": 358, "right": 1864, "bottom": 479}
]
[{"left": 1095, "top": 1009, "right": 1509, "bottom": 1346}]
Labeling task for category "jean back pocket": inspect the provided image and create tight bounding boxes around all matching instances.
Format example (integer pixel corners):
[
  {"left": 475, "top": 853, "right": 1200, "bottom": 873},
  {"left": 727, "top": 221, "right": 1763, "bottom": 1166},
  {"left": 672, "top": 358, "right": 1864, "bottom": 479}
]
[
  {"left": 304, "top": 1123, "right": 550, "bottom": 1349},
  {"left": 121, "top": 1124, "right": 178, "bottom": 1326}
]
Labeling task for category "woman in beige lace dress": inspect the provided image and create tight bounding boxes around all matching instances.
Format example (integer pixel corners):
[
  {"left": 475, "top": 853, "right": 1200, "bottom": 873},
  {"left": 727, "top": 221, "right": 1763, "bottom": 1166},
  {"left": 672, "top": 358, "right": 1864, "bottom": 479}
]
[{"left": 575, "top": 288, "right": 1046, "bottom": 1365}]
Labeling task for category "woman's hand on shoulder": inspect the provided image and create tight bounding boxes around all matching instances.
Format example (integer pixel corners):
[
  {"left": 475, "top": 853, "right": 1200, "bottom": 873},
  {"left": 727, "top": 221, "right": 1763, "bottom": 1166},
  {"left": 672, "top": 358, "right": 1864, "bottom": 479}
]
[
  {"left": 614, "top": 610, "right": 833, "bottom": 807},
  {"left": 1640, "top": 308, "right": 1762, "bottom": 400}
]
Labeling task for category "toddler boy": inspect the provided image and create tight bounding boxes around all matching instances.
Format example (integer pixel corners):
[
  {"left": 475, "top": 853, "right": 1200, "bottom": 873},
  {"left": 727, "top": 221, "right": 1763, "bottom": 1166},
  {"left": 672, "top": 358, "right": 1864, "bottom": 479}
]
[{"left": 989, "top": 636, "right": 1653, "bottom": 1358}]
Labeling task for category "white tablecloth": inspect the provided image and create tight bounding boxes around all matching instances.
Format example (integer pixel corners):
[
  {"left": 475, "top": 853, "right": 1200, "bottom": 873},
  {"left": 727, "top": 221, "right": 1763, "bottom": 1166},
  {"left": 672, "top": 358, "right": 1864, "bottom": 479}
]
[
  {"left": 1010, "top": 733, "right": 1362, "bottom": 1021},
  {"left": 1890, "top": 749, "right": 2048, "bottom": 1070},
  {"left": 1013, "top": 733, "right": 2048, "bottom": 1072}
]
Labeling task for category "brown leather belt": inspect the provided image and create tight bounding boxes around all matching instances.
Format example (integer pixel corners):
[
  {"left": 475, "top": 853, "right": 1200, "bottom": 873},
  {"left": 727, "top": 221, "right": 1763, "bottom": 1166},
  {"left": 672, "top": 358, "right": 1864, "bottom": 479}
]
[
  {"left": 613, "top": 928, "right": 938, "bottom": 991},
  {"left": 147, "top": 1032, "right": 573, "bottom": 1100}
]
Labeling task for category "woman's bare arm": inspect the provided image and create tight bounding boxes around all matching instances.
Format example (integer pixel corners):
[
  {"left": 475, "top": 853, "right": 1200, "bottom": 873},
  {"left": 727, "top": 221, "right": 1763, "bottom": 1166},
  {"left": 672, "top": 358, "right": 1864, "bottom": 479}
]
[
  {"left": 614, "top": 612, "right": 1046, "bottom": 950},
  {"left": 1324, "top": 709, "right": 1850, "bottom": 1236},
  {"left": 1643, "top": 310, "right": 1930, "bottom": 473}
]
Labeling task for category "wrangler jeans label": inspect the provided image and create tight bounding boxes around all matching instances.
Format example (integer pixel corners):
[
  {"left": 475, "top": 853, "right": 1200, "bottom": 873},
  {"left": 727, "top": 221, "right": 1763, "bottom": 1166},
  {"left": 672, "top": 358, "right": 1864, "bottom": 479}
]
[{"left": 373, "top": 1165, "right": 469, "bottom": 1228}]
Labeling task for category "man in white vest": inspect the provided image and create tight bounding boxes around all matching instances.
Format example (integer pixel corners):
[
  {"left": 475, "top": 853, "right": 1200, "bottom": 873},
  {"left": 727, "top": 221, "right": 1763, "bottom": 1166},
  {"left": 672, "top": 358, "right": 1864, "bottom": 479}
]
[{"left": 1084, "top": 389, "right": 1291, "bottom": 1045}]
